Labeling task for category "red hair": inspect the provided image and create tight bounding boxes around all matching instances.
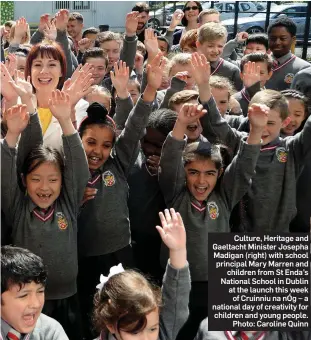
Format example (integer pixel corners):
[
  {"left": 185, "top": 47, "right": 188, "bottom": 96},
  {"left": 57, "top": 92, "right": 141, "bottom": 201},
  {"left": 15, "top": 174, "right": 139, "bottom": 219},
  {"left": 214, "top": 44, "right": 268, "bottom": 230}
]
[{"left": 25, "top": 42, "right": 67, "bottom": 89}]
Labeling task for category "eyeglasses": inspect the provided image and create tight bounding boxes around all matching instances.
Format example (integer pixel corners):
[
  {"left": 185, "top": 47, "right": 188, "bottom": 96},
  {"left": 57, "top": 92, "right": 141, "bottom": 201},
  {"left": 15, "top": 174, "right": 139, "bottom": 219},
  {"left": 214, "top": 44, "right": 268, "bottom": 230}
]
[{"left": 184, "top": 6, "right": 199, "bottom": 11}]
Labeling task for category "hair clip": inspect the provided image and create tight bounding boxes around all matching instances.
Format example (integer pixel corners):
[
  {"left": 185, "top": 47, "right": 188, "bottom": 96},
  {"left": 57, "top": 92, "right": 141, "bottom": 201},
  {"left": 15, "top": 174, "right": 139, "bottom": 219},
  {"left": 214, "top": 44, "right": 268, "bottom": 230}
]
[{"left": 96, "top": 263, "right": 125, "bottom": 292}]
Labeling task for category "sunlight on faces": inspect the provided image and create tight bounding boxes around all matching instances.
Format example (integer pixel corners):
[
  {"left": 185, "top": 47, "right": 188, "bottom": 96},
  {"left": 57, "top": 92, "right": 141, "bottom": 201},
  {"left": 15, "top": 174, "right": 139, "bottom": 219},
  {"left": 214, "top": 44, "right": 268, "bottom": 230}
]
[
  {"left": 108, "top": 309, "right": 160, "bottom": 340},
  {"left": 184, "top": 2, "right": 200, "bottom": 23},
  {"left": 211, "top": 87, "right": 230, "bottom": 116},
  {"left": 199, "top": 13, "right": 220, "bottom": 25},
  {"left": 241, "top": 61, "right": 273, "bottom": 88},
  {"left": 196, "top": 38, "right": 226, "bottom": 62},
  {"left": 25, "top": 162, "right": 62, "bottom": 209},
  {"left": 85, "top": 57, "right": 107, "bottom": 85},
  {"left": 67, "top": 19, "right": 83, "bottom": 39},
  {"left": 31, "top": 56, "right": 62, "bottom": 92},
  {"left": 185, "top": 159, "right": 222, "bottom": 202},
  {"left": 169, "top": 63, "right": 195, "bottom": 90},
  {"left": 244, "top": 43, "right": 267, "bottom": 55},
  {"left": 258, "top": 108, "right": 291, "bottom": 145},
  {"left": 1, "top": 282, "right": 45, "bottom": 334},
  {"left": 81, "top": 125, "right": 114, "bottom": 170},
  {"left": 100, "top": 41, "right": 121, "bottom": 69},
  {"left": 281, "top": 98, "right": 306, "bottom": 136},
  {"left": 269, "top": 26, "right": 294, "bottom": 59},
  {"left": 173, "top": 100, "right": 203, "bottom": 141}
]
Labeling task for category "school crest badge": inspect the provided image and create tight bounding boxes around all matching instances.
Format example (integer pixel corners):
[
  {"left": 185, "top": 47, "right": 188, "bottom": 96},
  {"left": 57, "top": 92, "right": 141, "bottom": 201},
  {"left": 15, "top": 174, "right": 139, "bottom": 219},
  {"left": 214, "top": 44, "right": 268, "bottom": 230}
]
[
  {"left": 102, "top": 170, "right": 115, "bottom": 187},
  {"left": 276, "top": 147, "right": 287, "bottom": 163},
  {"left": 284, "top": 73, "right": 294, "bottom": 84},
  {"left": 207, "top": 202, "right": 219, "bottom": 220},
  {"left": 56, "top": 212, "right": 68, "bottom": 230}
]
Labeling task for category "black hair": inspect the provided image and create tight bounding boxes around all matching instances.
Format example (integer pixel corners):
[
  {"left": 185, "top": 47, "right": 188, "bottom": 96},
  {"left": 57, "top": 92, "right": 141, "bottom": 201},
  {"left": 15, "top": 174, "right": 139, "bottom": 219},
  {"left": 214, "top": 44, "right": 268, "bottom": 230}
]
[
  {"left": 182, "top": 1, "right": 203, "bottom": 27},
  {"left": 1, "top": 246, "right": 47, "bottom": 293},
  {"left": 240, "top": 52, "right": 273, "bottom": 73},
  {"left": 246, "top": 33, "right": 269, "bottom": 50},
  {"left": 147, "top": 108, "right": 177, "bottom": 136},
  {"left": 79, "top": 102, "right": 116, "bottom": 141},
  {"left": 132, "top": 2, "right": 150, "bottom": 14},
  {"left": 22, "top": 145, "right": 65, "bottom": 177},
  {"left": 157, "top": 36, "right": 170, "bottom": 52},
  {"left": 82, "top": 27, "right": 99, "bottom": 39},
  {"left": 267, "top": 16, "right": 297, "bottom": 37}
]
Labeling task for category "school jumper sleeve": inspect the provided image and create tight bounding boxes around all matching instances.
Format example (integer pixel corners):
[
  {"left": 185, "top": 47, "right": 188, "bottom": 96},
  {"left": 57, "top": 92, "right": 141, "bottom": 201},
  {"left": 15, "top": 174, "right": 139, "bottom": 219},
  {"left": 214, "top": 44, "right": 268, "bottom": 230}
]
[
  {"left": 200, "top": 96, "right": 245, "bottom": 154},
  {"left": 113, "top": 96, "right": 153, "bottom": 178},
  {"left": 120, "top": 35, "right": 138, "bottom": 74},
  {"left": 159, "top": 77, "right": 186, "bottom": 109},
  {"left": 113, "top": 95, "right": 134, "bottom": 130},
  {"left": 1, "top": 140, "right": 24, "bottom": 224},
  {"left": 61, "top": 132, "right": 90, "bottom": 215},
  {"left": 16, "top": 111, "right": 43, "bottom": 178},
  {"left": 159, "top": 261, "right": 191, "bottom": 340},
  {"left": 220, "top": 140, "right": 261, "bottom": 211},
  {"left": 286, "top": 114, "right": 311, "bottom": 170},
  {"left": 56, "top": 29, "right": 76, "bottom": 79},
  {"left": 159, "top": 132, "right": 187, "bottom": 206},
  {"left": 222, "top": 39, "right": 239, "bottom": 61},
  {"left": 30, "top": 30, "right": 44, "bottom": 45}
]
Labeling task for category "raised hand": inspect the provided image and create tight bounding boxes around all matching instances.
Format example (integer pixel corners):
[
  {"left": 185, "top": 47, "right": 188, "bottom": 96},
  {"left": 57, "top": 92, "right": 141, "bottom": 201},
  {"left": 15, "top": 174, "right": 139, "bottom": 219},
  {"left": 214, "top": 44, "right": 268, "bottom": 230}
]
[
  {"left": 169, "top": 9, "right": 184, "bottom": 30},
  {"left": 146, "top": 52, "right": 167, "bottom": 90},
  {"left": 190, "top": 52, "right": 211, "bottom": 86},
  {"left": 81, "top": 187, "right": 97, "bottom": 206},
  {"left": 48, "top": 90, "right": 71, "bottom": 121},
  {"left": 242, "top": 61, "right": 261, "bottom": 88},
  {"left": 55, "top": 9, "right": 69, "bottom": 31},
  {"left": 178, "top": 103, "right": 206, "bottom": 125},
  {"left": 5, "top": 54, "right": 17, "bottom": 77},
  {"left": 156, "top": 208, "right": 187, "bottom": 269},
  {"left": 13, "top": 17, "right": 29, "bottom": 43},
  {"left": 110, "top": 61, "right": 130, "bottom": 98},
  {"left": 236, "top": 31, "right": 249, "bottom": 43},
  {"left": 5, "top": 104, "right": 30, "bottom": 136},
  {"left": 38, "top": 14, "right": 50, "bottom": 33},
  {"left": 78, "top": 38, "right": 93, "bottom": 53},
  {"left": 125, "top": 11, "right": 139, "bottom": 37},
  {"left": 69, "top": 63, "right": 93, "bottom": 84},
  {"left": 248, "top": 104, "right": 269, "bottom": 130},
  {"left": 146, "top": 155, "right": 160, "bottom": 176},
  {"left": 144, "top": 28, "right": 159, "bottom": 61},
  {"left": 0, "top": 62, "right": 18, "bottom": 102},
  {"left": 43, "top": 20, "right": 57, "bottom": 41},
  {"left": 172, "top": 71, "right": 188, "bottom": 84},
  {"left": 134, "top": 52, "right": 144, "bottom": 75}
]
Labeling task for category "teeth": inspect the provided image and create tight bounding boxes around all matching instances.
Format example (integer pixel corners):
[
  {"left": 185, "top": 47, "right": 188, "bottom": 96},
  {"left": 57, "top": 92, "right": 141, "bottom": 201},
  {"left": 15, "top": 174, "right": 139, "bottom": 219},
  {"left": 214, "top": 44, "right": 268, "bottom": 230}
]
[
  {"left": 90, "top": 157, "right": 100, "bottom": 161},
  {"left": 38, "top": 194, "right": 50, "bottom": 197}
]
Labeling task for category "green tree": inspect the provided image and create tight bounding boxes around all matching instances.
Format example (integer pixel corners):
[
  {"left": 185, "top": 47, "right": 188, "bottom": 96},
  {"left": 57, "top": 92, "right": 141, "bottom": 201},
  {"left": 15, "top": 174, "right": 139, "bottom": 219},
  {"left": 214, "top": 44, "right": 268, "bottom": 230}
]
[{"left": 1, "top": 1, "right": 14, "bottom": 25}]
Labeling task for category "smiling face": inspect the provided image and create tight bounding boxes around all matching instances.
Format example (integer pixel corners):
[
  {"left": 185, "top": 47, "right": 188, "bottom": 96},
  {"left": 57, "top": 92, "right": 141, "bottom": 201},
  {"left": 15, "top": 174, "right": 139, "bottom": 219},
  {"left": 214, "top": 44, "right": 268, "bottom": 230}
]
[
  {"left": 25, "top": 161, "right": 62, "bottom": 209},
  {"left": 269, "top": 26, "right": 294, "bottom": 58},
  {"left": 1, "top": 282, "right": 45, "bottom": 334},
  {"left": 81, "top": 125, "right": 114, "bottom": 170},
  {"left": 185, "top": 158, "right": 221, "bottom": 202},
  {"left": 137, "top": 11, "right": 149, "bottom": 31},
  {"left": 99, "top": 40, "right": 121, "bottom": 70},
  {"left": 30, "top": 56, "right": 62, "bottom": 92},
  {"left": 67, "top": 19, "right": 84, "bottom": 39},
  {"left": 281, "top": 98, "right": 306, "bottom": 136},
  {"left": 141, "top": 128, "right": 166, "bottom": 158},
  {"left": 86, "top": 57, "right": 107, "bottom": 85},
  {"left": 184, "top": 2, "right": 200, "bottom": 24},
  {"left": 197, "top": 37, "right": 226, "bottom": 62},
  {"left": 108, "top": 309, "right": 160, "bottom": 340}
]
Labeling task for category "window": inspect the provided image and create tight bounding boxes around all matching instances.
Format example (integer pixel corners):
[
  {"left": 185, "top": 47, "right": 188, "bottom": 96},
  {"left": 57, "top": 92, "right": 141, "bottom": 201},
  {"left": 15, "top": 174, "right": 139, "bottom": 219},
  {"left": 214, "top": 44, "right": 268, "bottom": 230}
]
[
  {"left": 215, "top": 3, "right": 223, "bottom": 11},
  {"left": 281, "top": 7, "right": 306, "bottom": 18},
  {"left": 241, "top": 3, "right": 251, "bottom": 12},
  {"left": 226, "top": 4, "right": 235, "bottom": 12},
  {"left": 55, "top": 1, "right": 70, "bottom": 10},
  {"left": 73, "top": 1, "right": 91, "bottom": 10}
]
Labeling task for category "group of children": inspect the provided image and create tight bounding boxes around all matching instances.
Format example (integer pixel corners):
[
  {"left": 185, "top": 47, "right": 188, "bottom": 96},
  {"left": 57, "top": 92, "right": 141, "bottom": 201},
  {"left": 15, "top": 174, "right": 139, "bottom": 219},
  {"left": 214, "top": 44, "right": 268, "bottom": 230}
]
[{"left": 1, "top": 1, "right": 311, "bottom": 340}]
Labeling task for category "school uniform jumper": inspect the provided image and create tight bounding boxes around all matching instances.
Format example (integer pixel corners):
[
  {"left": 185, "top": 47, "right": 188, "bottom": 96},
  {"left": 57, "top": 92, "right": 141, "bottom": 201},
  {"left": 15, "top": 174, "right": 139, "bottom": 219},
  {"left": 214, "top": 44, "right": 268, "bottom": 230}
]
[
  {"left": 159, "top": 132, "right": 261, "bottom": 340},
  {"left": 1, "top": 113, "right": 90, "bottom": 339},
  {"left": 95, "top": 261, "right": 191, "bottom": 340},
  {"left": 77, "top": 96, "right": 155, "bottom": 339},
  {"left": 1, "top": 315, "right": 69, "bottom": 340},
  {"left": 265, "top": 52, "right": 310, "bottom": 91},
  {"left": 200, "top": 96, "right": 311, "bottom": 232},
  {"left": 233, "top": 82, "right": 261, "bottom": 117}
]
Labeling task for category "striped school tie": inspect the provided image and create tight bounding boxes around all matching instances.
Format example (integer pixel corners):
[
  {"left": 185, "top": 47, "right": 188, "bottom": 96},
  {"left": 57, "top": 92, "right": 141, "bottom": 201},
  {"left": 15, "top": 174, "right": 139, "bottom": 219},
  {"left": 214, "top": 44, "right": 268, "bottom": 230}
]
[{"left": 7, "top": 329, "right": 21, "bottom": 340}]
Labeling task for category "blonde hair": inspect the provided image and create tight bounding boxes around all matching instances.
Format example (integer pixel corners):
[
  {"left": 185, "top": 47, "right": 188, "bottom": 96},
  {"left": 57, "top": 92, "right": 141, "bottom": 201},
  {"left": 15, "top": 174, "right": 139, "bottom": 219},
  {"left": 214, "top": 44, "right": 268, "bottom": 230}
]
[
  {"left": 198, "top": 22, "right": 227, "bottom": 44},
  {"left": 168, "top": 53, "right": 192, "bottom": 76},
  {"left": 10, "top": 23, "right": 30, "bottom": 44},
  {"left": 198, "top": 9, "right": 220, "bottom": 24},
  {"left": 209, "top": 76, "right": 234, "bottom": 97}
]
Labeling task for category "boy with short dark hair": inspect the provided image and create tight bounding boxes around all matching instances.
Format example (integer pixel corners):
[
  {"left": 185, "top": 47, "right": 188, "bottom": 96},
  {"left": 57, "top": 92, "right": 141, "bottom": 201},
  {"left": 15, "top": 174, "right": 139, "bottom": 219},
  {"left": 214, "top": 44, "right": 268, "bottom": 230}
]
[
  {"left": 1, "top": 246, "right": 69, "bottom": 340},
  {"left": 67, "top": 12, "right": 84, "bottom": 53},
  {"left": 234, "top": 53, "right": 273, "bottom": 116},
  {"left": 192, "top": 52, "right": 311, "bottom": 232},
  {"left": 196, "top": 22, "right": 243, "bottom": 91},
  {"left": 265, "top": 16, "right": 310, "bottom": 91}
]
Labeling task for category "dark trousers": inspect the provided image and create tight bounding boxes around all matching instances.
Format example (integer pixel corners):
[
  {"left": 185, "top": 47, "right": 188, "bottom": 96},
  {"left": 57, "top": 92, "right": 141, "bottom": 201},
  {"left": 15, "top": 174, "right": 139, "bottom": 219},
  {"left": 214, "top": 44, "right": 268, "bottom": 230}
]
[
  {"left": 77, "top": 245, "right": 135, "bottom": 340},
  {"left": 43, "top": 293, "right": 83, "bottom": 340},
  {"left": 176, "top": 281, "right": 208, "bottom": 340}
]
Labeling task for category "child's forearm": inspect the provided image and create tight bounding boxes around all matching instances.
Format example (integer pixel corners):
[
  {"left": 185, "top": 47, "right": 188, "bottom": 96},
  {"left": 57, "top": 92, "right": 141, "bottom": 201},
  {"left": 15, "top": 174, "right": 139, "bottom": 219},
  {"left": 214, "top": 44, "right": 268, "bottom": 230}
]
[
  {"left": 58, "top": 118, "right": 76, "bottom": 136},
  {"left": 172, "top": 120, "right": 187, "bottom": 141},
  {"left": 247, "top": 127, "right": 263, "bottom": 145},
  {"left": 5, "top": 131, "right": 19, "bottom": 148},
  {"left": 143, "top": 84, "right": 157, "bottom": 102},
  {"left": 170, "top": 248, "right": 187, "bottom": 270},
  {"left": 198, "top": 83, "right": 212, "bottom": 103}
]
